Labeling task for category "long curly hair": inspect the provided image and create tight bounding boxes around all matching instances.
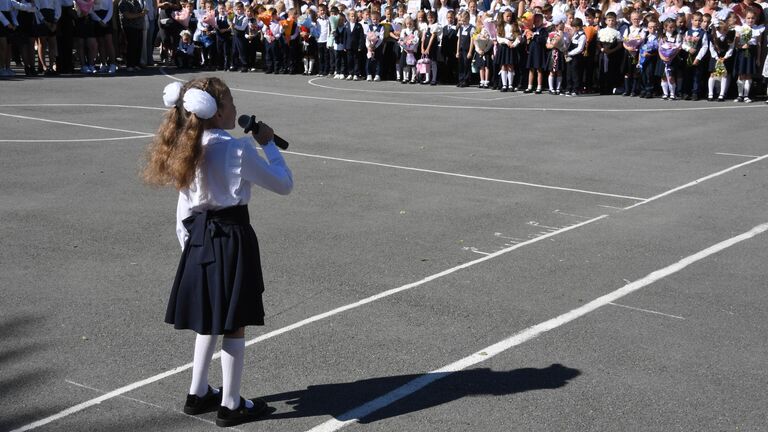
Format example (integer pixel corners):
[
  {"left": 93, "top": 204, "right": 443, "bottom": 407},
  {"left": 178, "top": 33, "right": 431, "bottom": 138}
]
[{"left": 142, "top": 77, "right": 230, "bottom": 190}]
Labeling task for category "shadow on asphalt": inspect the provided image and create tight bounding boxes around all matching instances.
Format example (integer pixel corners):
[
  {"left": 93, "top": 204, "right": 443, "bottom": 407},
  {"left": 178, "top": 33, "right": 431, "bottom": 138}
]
[{"left": 262, "top": 363, "right": 581, "bottom": 423}]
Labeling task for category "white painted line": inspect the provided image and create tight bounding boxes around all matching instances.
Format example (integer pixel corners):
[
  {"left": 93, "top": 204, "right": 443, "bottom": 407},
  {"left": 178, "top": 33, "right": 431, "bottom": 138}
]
[
  {"left": 0, "top": 112, "right": 151, "bottom": 136},
  {"left": 608, "top": 302, "right": 685, "bottom": 320},
  {"left": 306, "top": 77, "right": 487, "bottom": 95},
  {"left": 715, "top": 152, "right": 759, "bottom": 158},
  {"left": 624, "top": 153, "right": 768, "bottom": 210},
  {"left": 286, "top": 150, "right": 645, "bottom": 201},
  {"left": 306, "top": 221, "right": 768, "bottom": 432},
  {"left": 0, "top": 135, "right": 154, "bottom": 143},
  {"left": 0, "top": 103, "right": 166, "bottom": 111},
  {"left": 9, "top": 214, "right": 607, "bottom": 432},
  {"left": 65, "top": 380, "right": 163, "bottom": 409},
  {"left": 597, "top": 205, "right": 626, "bottom": 210},
  {"left": 160, "top": 70, "right": 768, "bottom": 113},
  {"left": 64, "top": 379, "right": 243, "bottom": 431}
]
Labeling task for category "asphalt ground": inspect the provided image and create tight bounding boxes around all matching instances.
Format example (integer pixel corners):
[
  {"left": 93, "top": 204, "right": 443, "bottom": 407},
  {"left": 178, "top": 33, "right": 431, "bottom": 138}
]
[{"left": 1, "top": 69, "right": 767, "bottom": 432}]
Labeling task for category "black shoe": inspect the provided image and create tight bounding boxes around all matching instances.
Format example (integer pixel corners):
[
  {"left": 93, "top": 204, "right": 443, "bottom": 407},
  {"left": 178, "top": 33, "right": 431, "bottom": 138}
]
[
  {"left": 692, "top": 94, "right": 699, "bottom": 101},
  {"left": 184, "top": 386, "right": 222, "bottom": 415},
  {"left": 216, "top": 397, "right": 271, "bottom": 427}
]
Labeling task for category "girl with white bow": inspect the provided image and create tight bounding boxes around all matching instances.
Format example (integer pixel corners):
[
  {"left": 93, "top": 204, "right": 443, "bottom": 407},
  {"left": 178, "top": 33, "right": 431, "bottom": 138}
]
[{"left": 143, "top": 77, "right": 293, "bottom": 427}]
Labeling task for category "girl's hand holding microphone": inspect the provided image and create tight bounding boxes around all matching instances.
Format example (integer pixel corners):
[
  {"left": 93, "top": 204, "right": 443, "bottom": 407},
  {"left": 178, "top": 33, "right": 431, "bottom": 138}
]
[{"left": 252, "top": 122, "right": 274, "bottom": 146}]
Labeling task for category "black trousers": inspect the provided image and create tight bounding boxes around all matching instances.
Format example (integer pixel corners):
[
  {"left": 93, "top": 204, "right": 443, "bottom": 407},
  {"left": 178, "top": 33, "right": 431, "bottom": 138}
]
[
  {"left": 56, "top": 8, "right": 76, "bottom": 72},
  {"left": 123, "top": 27, "right": 143, "bottom": 68},
  {"left": 566, "top": 56, "right": 582, "bottom": 92}
]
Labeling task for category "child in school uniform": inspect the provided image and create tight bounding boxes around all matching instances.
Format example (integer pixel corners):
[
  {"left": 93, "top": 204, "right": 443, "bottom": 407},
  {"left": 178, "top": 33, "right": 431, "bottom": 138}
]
[
  {"left": 638, "top": 18, "right": 659, "bottom": 98},
  {"left": 35, "top": 0, "right": 60, "bottom": 75},
  {"left": 229, "top": 1, "right": 248, "bottom": 72},
  {"left": 494, "top": 10, "right": 519, "bottom": 92},
  {"left": 343, "top": 8, "right": 363, "bottom": 80},
  {"left": 176, "top": 29, "right": 196, "bottom": 67},
  {"left": 420, "top": 10, "right": 440, "bottom": 85},
  {"left": 731, "top": 10, "right": 764, "bottom": 103},
  {"left": 545, "top": 14, "right": 568, "bottom": 95},
  {"left": 399, "top": 14, "right": 419, "bottom": 84},
  {"left": 565, "top": 17, "right": 586, "bottom": 96},
  {"left": 0, "top": 0, "right": 37, "bottom": 76},
  {"left": 365, "top": 10, "right": 384, "bottom": 81},
  {"left": 523, "top": 12, "right": 546, "bottom": 93},
  {"left": 455, "top": 10, "right": 473, "bottom": 87},
  {"left": 144, "top": 77, "right": 292, "bottom": 428},
  {"left": 706, "top": 15, "right": 733, "bottom": 101},
  {"left": 620, "top": 10, "right": 646, "bottom": 96},
  {"left": 215, "top": 2, "right": 232, "bottom": 71},
  {"left": 316, "top": 4, "right": 330, "bottom": 75},
  {"left": 263, "top": 7, "right": 283, "bottom": 74},
  {"left": 334, "top": 11, "right": 348, "bottom": 78},
  {"left": 656, "top": 17, "right": 683, "bottom": 100},
  {"left": 680, "top": 11, "right": 709, "bottom": 100}
]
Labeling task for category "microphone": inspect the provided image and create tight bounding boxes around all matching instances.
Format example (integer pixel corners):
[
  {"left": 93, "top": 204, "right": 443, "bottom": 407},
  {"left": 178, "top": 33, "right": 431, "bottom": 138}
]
[{"left": 237, "top": 114, "right": 289, "bottom": 150}]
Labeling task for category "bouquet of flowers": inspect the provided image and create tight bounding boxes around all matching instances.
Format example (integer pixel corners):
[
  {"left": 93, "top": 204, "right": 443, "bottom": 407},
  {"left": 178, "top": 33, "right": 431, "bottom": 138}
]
[
  {"left": 637, "top": 38, "right": 657, "bottom": 71},
  {"left": 518, "top": 11, "right": 534, "bottom": 32},
  {"left": 737, "top": 26, "right": 752, "bottom": 58},
  {"left": 366, "top": 30, "right": 379, "bottom": 58},
  {"left": 280, "top": 17, "right": 295, "bottom": 43},
  {"left": 682, "top": 32, "right": 701, "bottom": 65},
  {"left": 658, "top": 40, "right": 681, "bottom": 63},
  {"left": 473, "top": 27, "right": 493, "bottom": 55},
  {"left": 597, "top": 27, "right": 621, "bottom": 50},
  {"left": 173, "top": 8, "right": 191, "bottom": 28},
  {"left": 547, "top": 30, "right": 567, "bottom": 51},
  {"left": 483, "top": 18, "right": 497, "bottom": 40},
  {"left": 399, "top": 33, "right": 418, "bottom": 65},
  {"left": 711, "top": 58, "right": 727, "bottom": 78},
  {"left": 258, "top": 11, "right": 271, "bottom": 26},
  {"left": 658, "top": 40, "right": 681, "bottom": 79}
]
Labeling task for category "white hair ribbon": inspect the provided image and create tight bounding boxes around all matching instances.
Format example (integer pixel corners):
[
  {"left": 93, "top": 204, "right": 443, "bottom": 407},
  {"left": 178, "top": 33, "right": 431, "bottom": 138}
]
[
  {"left": 162, "top": 82, "right": 183, "bottom": 108},
  {"left": 183, "top": 88, "right": 218, "bottom": 120}
]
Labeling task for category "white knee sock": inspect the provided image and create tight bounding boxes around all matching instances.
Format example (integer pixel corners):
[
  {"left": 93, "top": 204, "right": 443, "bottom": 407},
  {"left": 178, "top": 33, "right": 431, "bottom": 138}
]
[
  {"left": 221, "top": 337, "right": 248, "bottom": 410},
  {"left": 668, "top": 82, "right": 676, "bottom": 97},
  {"left": 507, "top": 71, "right": 514, "bottom": 86},
  {"left": 308, "top": 59, "right": 314, "bottom": 73},
  {"left": 396, "top": 64, "right": 401, "bottom": 80},
  {"left": 720, "top": 77, "right": 729, "bottom": 97},
  {"left": 500, "top": 70, "right": 508, "bottom": 87},
  {"left": 661, "top": 80, "right": 669, "bottom": 96},
  {"left": 744, "top": 79, "right": 751, "bottom": 97},
  {"left": 737, "top": 79, "right": 744, "bottom": 96},
  {"left": 548, "top": 75, "right": 554, "bottom": 90},
  {"left": 556, "top": 76, "right": 562, "bottom": 90},
  {"left": 303, "top": 58, "right": 309, "bottom": 73},
  {"left": 190, "top": 334, "right": 219, "bottom": 397},
  {"left": 708, "top": 77, "right": 715, "bottom": 97}
]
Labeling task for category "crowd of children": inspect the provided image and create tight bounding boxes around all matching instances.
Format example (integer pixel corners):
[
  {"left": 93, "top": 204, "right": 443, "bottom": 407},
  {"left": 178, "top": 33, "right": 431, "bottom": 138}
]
[{"left": 1, "top": 0, "right": 767, "bottom": 101}]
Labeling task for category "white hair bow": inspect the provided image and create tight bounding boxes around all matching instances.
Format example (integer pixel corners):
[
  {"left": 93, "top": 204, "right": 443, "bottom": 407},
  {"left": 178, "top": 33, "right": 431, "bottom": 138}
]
[
  {"left": 162, "top": 82, "right": 183, "bottom": 108},
  {"left": 183, "top": 88, "right": 218, "bottom": 120}
]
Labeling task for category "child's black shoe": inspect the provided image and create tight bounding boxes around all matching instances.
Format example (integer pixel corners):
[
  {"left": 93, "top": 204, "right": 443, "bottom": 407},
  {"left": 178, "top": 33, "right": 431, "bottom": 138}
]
[
  {"left": 184, "top": 386, "right": 222, "bottom": 415},
  {"left": 216, "top": 397, "right": 271, "bottom": 427}
]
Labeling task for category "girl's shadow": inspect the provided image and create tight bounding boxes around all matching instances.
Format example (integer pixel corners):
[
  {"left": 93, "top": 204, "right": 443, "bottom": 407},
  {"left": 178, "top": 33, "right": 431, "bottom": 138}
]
[{"left": 262, "top": 363, "right": 580, "bottom": 423}]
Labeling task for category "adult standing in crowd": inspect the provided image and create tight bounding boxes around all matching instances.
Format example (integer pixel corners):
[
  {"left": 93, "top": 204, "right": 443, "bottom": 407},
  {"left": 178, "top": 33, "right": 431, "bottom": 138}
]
[
  {"left": 119, "top": 0, "right": 147, "bottom": 71},
  {"left": 57, "top": 0, "right": 77, "bottom": 73},
  {"left": 142, "top": 0, "right": 158, "bottom": 66}
]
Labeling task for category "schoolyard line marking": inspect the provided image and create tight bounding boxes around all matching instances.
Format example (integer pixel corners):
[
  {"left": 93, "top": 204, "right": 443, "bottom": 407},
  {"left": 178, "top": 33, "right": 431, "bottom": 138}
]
[
  {"left": 0, "top": 135, "right": 154, "bottom": 143},
  {"left": 8, "top": 214, "right": 607, "bottom": 432},
  {"left": 305, "top": 221, "right": 768, "bottom": 432},
  {"left": 307, "top": 77, "right": 487, "bottom": 95},
  {"left": 65, "top": 380, "right": 163, "bottom": 409},
  {"left": 160, "top": 70, "right": 768, "bottom": 113},
  {"left": 0, "top": 104, "right": 645, "bottom": 201},
  {"left": 64, "top": 380, "right": 243, "bottom": 431},
  {"left": 608, "top": 302, "right": 686, "bottom": 320},
  {"left": 623, "top": 153, "right": 768, "bottom": 210},
  {"left": 285, "top": 150, "right": 645, "bottom": 201},
  {"left": 0, "top": 103, "right": 166, "bottom": 111},
  {"left": 0, "top": 112, "right": 152, "bottom": 136},
  {"left": 715, "top": 152, "right": 759, "bottom": 158}
]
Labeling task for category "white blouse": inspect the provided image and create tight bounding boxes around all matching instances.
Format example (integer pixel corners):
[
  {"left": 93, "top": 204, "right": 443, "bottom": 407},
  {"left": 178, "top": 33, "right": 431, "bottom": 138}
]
[{"left": 175, "top": 129, "right": 293, "bottom": 249}]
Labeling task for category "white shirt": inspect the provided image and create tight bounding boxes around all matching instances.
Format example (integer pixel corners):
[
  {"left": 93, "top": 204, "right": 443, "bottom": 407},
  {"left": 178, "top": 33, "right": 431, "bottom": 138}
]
[{"left": 175, "top": 129, "right": 293, "bottom": 249}]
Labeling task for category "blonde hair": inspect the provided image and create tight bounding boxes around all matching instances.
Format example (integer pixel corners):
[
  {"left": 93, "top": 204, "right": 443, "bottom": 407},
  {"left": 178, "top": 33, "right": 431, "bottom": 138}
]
[{"left": 143, "top": 77, "right": 230, "bottom": 190}]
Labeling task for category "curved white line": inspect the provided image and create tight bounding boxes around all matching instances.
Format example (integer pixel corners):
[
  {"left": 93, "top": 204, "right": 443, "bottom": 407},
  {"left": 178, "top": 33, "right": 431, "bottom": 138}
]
[
  {"left": 160, "top": 68, "right": 768, "bottom": 113},
  {"left": 306, "top": 77, "right": 488, "bottom": 95}
]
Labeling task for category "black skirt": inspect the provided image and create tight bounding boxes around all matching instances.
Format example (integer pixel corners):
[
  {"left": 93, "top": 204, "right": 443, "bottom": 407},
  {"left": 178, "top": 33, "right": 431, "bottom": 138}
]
[
  {"left": 545, "top": 49, "right": 565, "bottom": 72},
  {"left": 165, "top": 205, "right": 266, "bottom": 335},
  {"left": 494, "top": 43, "right": 517, "bottom": 66},
  {"left": 732, "top": 46, "right": 757, "bottom": 76}
]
